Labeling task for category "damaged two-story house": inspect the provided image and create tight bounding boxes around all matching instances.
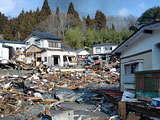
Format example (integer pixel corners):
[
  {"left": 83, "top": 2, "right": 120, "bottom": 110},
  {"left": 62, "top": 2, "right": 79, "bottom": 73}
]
[
  {"left": 24, "top": 31, "right": 77, "bottom": 67},
  {"left": 93, "top": 43, "right": 118, "bottom": 61},
  {"left": 112, "top": 22, "right": 160, "bottom": 99},
  {"left": 0, "top": 40, "right": 25, "bottom": 63}
]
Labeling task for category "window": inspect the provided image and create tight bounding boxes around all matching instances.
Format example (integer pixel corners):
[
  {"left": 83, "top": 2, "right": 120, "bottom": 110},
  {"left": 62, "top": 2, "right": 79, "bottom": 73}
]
[
  {"left": 125, "top": 65, "right": 131, "bottom": 74},
  {"left": 125, "top": 63, "right": 138, "bottom": 74},
  {"left": 57, "top": 43, "right": 61, "bottom": 48},
  {"left": 49, "top": 42, "right": 52, "bottom": 47},
  {"left": 26, "top": 42, "right": 30, "bottom": 45},
  {"left": 96, "top": 48, "right": 101, "bottom": 53},
  {"left": 48, "top": 41, "right": 61, "bottom": 48},
  {"left": 37, "top": 57, "right": 41, "bottom": 62},
  {"left": 35, "top": 40, "right": 40, "bottom": 45},
  {"left": 104, "top": 47, "right": 108, "bottom": 52},
  {"left": 44, "top": 57, "right": 47, "bottom": 62}
]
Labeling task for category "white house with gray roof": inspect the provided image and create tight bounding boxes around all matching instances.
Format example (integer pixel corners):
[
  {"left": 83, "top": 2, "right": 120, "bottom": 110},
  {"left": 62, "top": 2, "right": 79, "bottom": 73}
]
[
  {"left": 93, "top": 43, "right": 118, "bottom": 60},
  {"left": 0, "top": 40, "right": 25, "bottom": 63},
  {"left": 112, "top": 22, "right": 160, "bottom": 95},
  {"left": 24, "top": 31, "right": 77, "bottom": 67}
]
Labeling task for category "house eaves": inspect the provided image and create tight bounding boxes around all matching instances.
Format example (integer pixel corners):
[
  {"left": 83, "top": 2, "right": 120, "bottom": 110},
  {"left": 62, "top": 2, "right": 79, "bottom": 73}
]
[
  {"left": 0, "top": 40, "right": 25, "bottom": 44},
  {"left": 112, "top": 21, "right": 160, "bottom": 55},
  {"left": 93, "top": 43, "right": 118, "bottom": 47},
  {"left": 23, "top": 31, "right": 63, "bottom": 42}
]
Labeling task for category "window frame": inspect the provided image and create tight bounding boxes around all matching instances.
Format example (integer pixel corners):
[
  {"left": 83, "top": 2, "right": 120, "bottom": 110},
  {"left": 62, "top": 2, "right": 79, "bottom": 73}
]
[
  {"left": 48, "top": 41, "right": 61, "bottom": 48},
  {"left": 96, "top": 47, "right": 101, "bottom": 53}
]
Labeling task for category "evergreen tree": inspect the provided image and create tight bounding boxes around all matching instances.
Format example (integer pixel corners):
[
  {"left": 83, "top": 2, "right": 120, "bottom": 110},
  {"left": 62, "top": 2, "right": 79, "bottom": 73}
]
[
  {"left": 86, "top": 15, "right": 95, "bottom": 30},
  {"left": 40, "top": 0, "right": 51, "bottom": 20},
  {"left": 35, "top": 8, "right": 40, "bottom": 23},
  {"left": 67, "top": 2, "right": 81, "bottom": 28},
  {"left": 137, "top": 7, "right": 160, "bottom": 25},
  {"left": 111, "top": 24, "right": 115, "bottom": 30},
  {"left": 0, "top": 12, "right": 7, "bottom": 34},
  {"left": 67, "top": 2, "right": 74, "bottom": 15},
  {"left": 55, "top": 6, "right": 61, "bottom": 36},
  {"left": 94, "top": 10, "right": 106, "bottom": 30},
  {"left": 156, "top": 8, "right": 160, "bottom": 21},
  {"left": 3, "top": 21, "right": 14, "bottom": 40},
  {"left": 129, "top": 25, "right": 137, "bottom": 32},
  {"left": 56, "top": 6, "right": 60, "bottom": 16}
]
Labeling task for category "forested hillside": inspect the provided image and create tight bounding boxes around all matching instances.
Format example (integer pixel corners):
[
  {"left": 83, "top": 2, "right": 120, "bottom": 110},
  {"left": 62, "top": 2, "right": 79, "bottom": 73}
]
[{"left": 0, "top": 0, "right": 159, "bottom": 49}]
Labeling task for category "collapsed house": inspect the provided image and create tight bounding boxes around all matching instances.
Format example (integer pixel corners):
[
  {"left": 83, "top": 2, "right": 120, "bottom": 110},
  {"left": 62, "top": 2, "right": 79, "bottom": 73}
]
[
  {"left": 0, "top": 40, "right": 25, "bottom": 63},
  {"left": 24, "top": 31, "right": 77, "bottom": 67},
  {"left": 112, "top": 21, "right": 160, "bottom": 100}
]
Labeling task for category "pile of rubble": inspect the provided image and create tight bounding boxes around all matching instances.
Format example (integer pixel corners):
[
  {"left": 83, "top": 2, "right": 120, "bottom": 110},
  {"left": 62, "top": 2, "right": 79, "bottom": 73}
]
[
  {"left": 0, "top": 60, "right": 120, "bottom": 120},
  {"left": 0, "top": 52, "right": 122, "bottom": 119}
]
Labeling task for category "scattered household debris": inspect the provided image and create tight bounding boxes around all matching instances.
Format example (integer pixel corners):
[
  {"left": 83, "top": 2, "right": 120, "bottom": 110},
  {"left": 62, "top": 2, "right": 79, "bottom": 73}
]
[{"left": 0, "top": 58, "right": 121, "bottom": 120}]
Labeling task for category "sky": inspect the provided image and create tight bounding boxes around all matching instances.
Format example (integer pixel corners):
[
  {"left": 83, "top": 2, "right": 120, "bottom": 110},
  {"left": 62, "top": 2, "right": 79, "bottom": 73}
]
[{"left": 0, "top": 0, "right": 160, "bottom": 18}]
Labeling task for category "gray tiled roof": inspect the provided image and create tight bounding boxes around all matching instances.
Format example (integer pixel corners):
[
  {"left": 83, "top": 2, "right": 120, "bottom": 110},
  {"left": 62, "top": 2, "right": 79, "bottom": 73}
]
[
  {"left": 0, "top": 40, "right": 25, "bottom": 44},
  {"left": 93, "top": 43, "right": 118, "bottom": 47},
  {"left": 32, "top": 31, "right": 63, "bottom": 40}
]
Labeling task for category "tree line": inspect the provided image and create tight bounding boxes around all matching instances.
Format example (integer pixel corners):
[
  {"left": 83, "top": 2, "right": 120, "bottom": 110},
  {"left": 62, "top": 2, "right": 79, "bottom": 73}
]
[
  {"left": 0, "top": 0, "right": 51, "bottom": 41},
  {"left": 0, "top": 0, "right": 159, "bottom": 50},
  {"left": 36, "top": 1, "right": 134, "bottom": 49}
]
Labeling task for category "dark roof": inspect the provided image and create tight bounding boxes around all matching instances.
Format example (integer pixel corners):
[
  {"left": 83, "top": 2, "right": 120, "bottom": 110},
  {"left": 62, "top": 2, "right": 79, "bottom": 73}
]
[
  {"left": 0, "top": 40, "right": 25, "bottom": 44},
  {"left": 32, "top": 31, "right": 63, "bottom": 40},
  {"left": 76, "top": 48, "right": 88, "bottom": 53},
  {"left": 112, "top": 21, "right": 160, "bottom": 55},
  {"left": 93, "top": 43, "right": 118, "bottom": 47},
  {"left": 61, "top": 44, "right": 75, "bottom": 51}
]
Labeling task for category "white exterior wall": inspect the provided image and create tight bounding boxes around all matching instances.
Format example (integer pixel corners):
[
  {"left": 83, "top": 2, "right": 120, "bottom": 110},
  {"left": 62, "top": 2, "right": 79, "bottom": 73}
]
[
  {"left": 0, "top": 43, "right": 2, "bottom": 59},
  {"left": 112, "top": 46, "right": 117, "bottom": 51},
  {"left": 121, "top": 28, "right": 160, "bottom": 70},
  {"left": 120, "top": 52, "right": 152, "bottom": 91},
  {"left": 5, "top": 43, "right": 26, "bottom": 51},
  {"left": 93, "top": 45, "right": 118, "bottom": 55},
  {"left": 26, "top": 36, "right": 62, "bottom": 50},
  {"left": 42, "top": 50, "right": 77, "bottom": 67},
  {"left": 119, "top": 28, "right": 160, "bottom": 91},
  {"left": 25, "top": 36, "right": 40, "bottom": 49},
  {"left": 41, "top": 40, "right": 48, "bottom": 48},
  {"left": 42, "top": 52, "right": 48, "bottom": 65},
  {"left": 2, "top": 47, "right": 9, "bottom": 60}
]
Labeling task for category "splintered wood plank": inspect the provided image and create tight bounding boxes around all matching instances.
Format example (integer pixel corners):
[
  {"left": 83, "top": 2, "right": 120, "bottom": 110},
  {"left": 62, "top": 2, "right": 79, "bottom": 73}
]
[
  {"left": 0, "top": 89, "right": 24, "bottom": 95},
  {"left": 24, "top": 97, "right": 58, "bottom": 102},
  {"left": 118, "top": 101, "right": 126, "bottom": 120}
]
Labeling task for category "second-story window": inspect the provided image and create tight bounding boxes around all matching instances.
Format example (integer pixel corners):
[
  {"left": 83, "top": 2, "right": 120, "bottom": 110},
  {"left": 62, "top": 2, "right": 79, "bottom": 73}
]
[
  {"left": 49, "top": 42, "right": 61, "bottom": 48},
  {"left": 35, "top": 40, "right": 40, "bottom": 45},
  {"left": 26, "top": 42, "right": 30, "bottom": 45},
  {"left": 96, "top": 48, "right": 101, "bottom": 53},
  {"left": 104, "top": 47, "right": 108, "bottom": 51}
]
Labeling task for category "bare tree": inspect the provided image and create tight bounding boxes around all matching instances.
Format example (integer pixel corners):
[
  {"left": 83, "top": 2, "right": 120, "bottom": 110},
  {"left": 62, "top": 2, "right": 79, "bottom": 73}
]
[{"left": 36, "top": 12, "right": 68, "bottom": 38}]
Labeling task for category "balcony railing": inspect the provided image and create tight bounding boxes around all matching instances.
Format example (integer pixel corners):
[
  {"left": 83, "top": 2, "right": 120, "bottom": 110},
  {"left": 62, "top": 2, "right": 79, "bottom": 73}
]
[{"left": 135, "top": 70, "right": 160, "bottom": 92}]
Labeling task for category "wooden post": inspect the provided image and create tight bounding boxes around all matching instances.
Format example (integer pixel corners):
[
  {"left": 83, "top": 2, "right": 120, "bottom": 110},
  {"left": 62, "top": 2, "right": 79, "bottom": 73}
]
[
  {"left": 118, "top": 101, "right": 126, "bottom": 120},
  {"left": 0, "top": 98, "right": 2, "bottom": 104}
]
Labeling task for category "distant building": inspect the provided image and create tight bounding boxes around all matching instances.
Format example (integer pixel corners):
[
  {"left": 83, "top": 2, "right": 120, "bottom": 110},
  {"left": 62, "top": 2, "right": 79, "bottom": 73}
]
[
  {"left": 0, "top": 40, "right": 25, "bottom": 63},
  {"left": 93, "top": 43, "right": 118, "bottom": 60},
  {"left": 112, "top": 22, "right": 160, "bottom": 99},
  {"left": 24, "top": 31, "right": 77, "bottom": 67},
  {"left": 76, "top": 48, "right": 89, "bottom": 58}
]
